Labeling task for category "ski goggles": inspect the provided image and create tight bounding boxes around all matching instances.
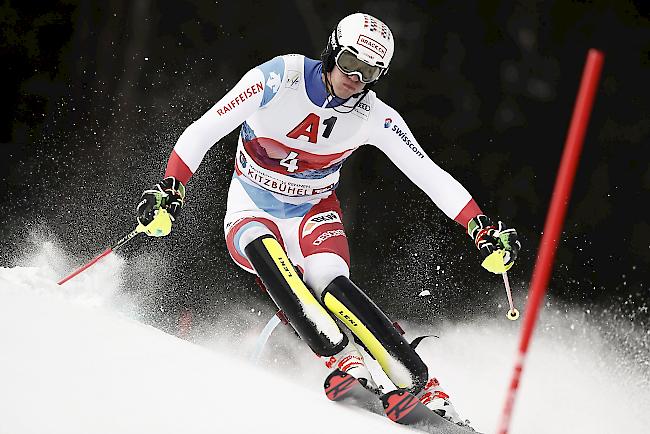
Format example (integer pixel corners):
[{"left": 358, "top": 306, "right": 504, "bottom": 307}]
[{"left": 334, "top": 49, "right": 385, "bottom": 83}]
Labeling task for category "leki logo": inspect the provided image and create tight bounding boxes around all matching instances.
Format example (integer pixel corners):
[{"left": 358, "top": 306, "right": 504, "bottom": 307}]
[
  {"left": 278, "top": 257, "right": 293, "bottom": 277},
  {"left": 357, "top": 35, "right": 387, "bottom": 58},
  {"left": 338, "top": 310, "right": 358, "bottom": 327}
]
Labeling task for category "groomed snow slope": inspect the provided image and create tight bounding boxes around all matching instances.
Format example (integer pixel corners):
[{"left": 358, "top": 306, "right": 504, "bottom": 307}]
[
  {"left": 0, "top": 266, "right": 418, "bottom": 434},
  {"left": 1, "top": 247, "right": 649, "bottom": 434}
]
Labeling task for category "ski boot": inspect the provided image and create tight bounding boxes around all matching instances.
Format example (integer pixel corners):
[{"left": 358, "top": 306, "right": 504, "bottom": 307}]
[
  {"left": 418, "top": 377, "right": 476, "bottom": 429},
  {"left": 322, "top": 340, "right": 379, "bottom": 392}
]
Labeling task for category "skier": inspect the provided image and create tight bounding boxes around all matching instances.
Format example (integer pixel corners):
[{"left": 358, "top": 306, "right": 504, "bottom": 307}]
[{"left": 136, "top": 13, "right": 519, "bottom": 426}]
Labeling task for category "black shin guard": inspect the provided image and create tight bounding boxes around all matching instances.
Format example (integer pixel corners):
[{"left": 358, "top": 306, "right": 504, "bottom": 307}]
[
  {"left": 322, "top": 276, "right": 428, "bottom": 394},
  {"left": 244, "top": 235, "right": 348, "bottom": 357}
]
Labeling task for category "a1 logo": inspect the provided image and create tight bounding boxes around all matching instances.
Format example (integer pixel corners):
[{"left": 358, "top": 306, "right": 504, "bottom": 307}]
[{"left": 287, "top": 113, "right": 338, "bottom": 143}]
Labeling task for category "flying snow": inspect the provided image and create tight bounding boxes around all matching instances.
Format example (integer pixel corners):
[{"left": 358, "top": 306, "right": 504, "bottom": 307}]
[{"left": 0, "top": 240, "right": 648, "bottom": 433}]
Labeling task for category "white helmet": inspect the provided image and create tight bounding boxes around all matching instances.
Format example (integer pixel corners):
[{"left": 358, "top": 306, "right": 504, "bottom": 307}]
[{"left": 322, "top": 13, "right": 394, "bottom": 82}]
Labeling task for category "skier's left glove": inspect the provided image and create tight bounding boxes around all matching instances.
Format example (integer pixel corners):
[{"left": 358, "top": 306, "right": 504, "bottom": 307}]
[
  {"left": 467, "top": 215, "right": 521, "bottom": 273},
  {"left": 136, "top": 177, "right": 186, "bottom": 237}
]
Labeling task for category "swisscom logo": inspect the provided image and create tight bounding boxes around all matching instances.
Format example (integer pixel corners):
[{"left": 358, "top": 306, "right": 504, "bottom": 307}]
[{"left": 384, "top": 118, "right": 392, "bottom": 128}]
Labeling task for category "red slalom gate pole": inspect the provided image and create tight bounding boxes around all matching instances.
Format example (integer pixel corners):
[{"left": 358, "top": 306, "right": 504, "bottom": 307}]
[{"left": 497, "top": 49, "right": 604, "bottom": 434}]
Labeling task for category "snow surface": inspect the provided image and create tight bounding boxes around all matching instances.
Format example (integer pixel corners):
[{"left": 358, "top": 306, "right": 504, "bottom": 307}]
[{"left": 1, "top": 244, "right": 649, "bottom": 434}]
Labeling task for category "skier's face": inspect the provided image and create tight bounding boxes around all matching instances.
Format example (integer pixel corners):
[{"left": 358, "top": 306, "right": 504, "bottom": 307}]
[{"left": 328, "top": 65, "right": 366, "bottom": 99}]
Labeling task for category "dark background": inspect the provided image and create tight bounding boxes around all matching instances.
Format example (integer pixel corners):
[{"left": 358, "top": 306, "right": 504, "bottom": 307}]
[{"left": 2, "top": 1, "right": 649, "bottom": 332}]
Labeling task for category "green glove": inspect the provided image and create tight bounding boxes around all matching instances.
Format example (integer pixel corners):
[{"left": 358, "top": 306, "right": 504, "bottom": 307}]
[
  {"left": 467, "top": 215, "right": 520, "bottom": 273},
  {"left": 136, "top": 177, "right": 186, "bottom": 237}
]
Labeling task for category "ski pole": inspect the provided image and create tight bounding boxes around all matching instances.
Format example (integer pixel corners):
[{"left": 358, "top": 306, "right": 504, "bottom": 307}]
[
  {"left": 57, "top": 209, "right": 172, "bottom": 285},
  {"left": 57, "top": 227, "right": 143, "bottom": 285},
  {"left": 482, "top": 250, "right": 520, "bottom": 320},
  {"left": 251, "top": 313, "right": 282, "bottom": 364},
  {"left": 250, "top": 310, "right": 289, "bottom": 365},
  {"left": 502, "top": 272, "right": 519, "bottom": 320}
]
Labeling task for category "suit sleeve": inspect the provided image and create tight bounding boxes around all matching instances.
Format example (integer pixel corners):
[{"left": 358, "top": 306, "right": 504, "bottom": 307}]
[
  {"left": 366, "top": 99, "right": 482, "bottom": 226},
  {"left": 165, "top": 56, "right": 287, "bottom": 184}
]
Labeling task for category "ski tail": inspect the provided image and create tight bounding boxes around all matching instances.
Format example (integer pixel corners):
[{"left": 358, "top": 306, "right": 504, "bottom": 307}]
[
  {"left": 324, "top": 369, "right": 360, "bottom": 401},
  {"left": 324, "top": 370, "right": 479, "bottom": 433},
  {"left": 324, "top": 369, "right": 382, "bottom": 412},
  {"left": 382, "top": 389, "right": 446, "bottom": 426}
]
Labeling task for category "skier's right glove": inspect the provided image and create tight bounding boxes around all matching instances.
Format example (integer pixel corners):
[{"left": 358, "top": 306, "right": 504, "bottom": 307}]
[
  {"left": 136, "top": 177, "right": 186, "bottom": 237},
  {"left": 467, "top": 215, "right": 520, "bottom": 273}
]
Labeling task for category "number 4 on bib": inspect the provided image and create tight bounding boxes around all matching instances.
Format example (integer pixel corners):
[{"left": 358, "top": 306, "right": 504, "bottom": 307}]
[{"left": 280, "top": 151, "right": 299, "bottom": 172}]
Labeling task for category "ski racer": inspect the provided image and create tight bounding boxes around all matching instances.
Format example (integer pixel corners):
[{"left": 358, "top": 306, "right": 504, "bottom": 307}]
[{"left": 136, "top": 12, "right": 520, "bottom": 426}]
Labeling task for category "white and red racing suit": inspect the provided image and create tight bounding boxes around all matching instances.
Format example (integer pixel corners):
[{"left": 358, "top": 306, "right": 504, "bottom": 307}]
[{"left": 163, "top": 54, "right": 482, "bottom": 275}]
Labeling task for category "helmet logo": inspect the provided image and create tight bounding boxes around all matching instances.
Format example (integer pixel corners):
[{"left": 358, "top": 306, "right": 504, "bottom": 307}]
[
  {"left": 363, "top": 15, "right": 392, "bottom": 41},
  {"left": 357, "top": 35, "right": 387, "bottom": 58}
]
